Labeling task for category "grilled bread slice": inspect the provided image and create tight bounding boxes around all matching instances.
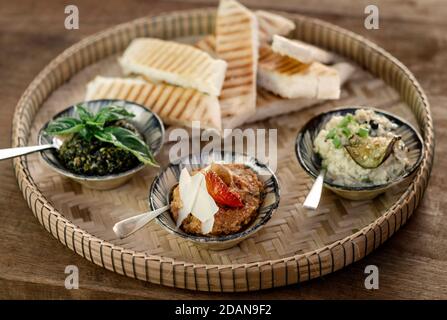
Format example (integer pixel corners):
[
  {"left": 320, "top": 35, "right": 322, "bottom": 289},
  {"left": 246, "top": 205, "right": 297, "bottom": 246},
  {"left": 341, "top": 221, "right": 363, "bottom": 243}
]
[
  {"left": 194, "top": 44, "right": 350, "bottom": 126},
  {"left": 85, "top": 76, "right": 222, "bottom": 131},
  {"left": 252, "top": 62, "right": 355, "bottom": 123},
  {"left": 194, "top": 35, "right": 216, "bottom": 57},
  {"left": 255, "top": 10, "right": 295, "bottom": 43},
  {"left": 272, "top": 35, "right": 335, "bottom": 64},
  {"left": 194, "top": 11, "right": 294, "bottom": 54},
  {"left": 195, "top": 39, "right": 351, "bottom": 125},
  {"left": 119, "top": 38, "right": 227, "bottom": 96},
  {"left": 258, "top": 45, "right": 340, "bottom": 99},
  {"left": 216, "top": 0, "right": 258, "bottom": 124},
  {"left": 194, "top": 35, "right": 249, "bottom": 129}
]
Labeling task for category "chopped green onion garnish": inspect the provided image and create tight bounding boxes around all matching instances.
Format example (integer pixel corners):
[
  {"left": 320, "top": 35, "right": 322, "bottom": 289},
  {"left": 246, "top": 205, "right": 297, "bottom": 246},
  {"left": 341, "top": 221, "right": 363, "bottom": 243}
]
[
  {"left": 357, "top": 127, "right": 369, "bottom": 138},
  {"left": 326, "top": 128, "right": 337, "bottom": 139},
  {"left": 339, "top": 114, "right": 353, "bottom": 127},
  {"left": 332, "top": 136, "right": 342, "bottom": 148},
  {"left": 341, "top": 127, "right": 352, "bottom": 137}
]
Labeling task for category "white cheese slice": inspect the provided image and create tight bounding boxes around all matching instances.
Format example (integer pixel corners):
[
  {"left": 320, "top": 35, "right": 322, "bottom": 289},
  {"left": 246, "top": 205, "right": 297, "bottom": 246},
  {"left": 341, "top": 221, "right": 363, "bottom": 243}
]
[
  {"left": 201, "top": 216, "right": 215, "bottom": 234},
  {"left": 176, "top": 168, "right": 219, "bottom": 233},
  {"left": 191, "top": 174, "right": 218, "bottom": 223},
  {"left": 177, "top": 168, "right": 194, "bottom": 227}
]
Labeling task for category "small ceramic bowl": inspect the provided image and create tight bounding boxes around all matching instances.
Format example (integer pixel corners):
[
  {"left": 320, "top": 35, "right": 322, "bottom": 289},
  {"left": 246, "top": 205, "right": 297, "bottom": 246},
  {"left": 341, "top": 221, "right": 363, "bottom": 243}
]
[
  {"left": 295, "top": 107, "right": 424, "bottom": 200},
  {"left": 38, "top": 99, "right": 165, "bottom": 190},
  {"left": 149, "top": 151, "right": 280, "bottom": 250}
]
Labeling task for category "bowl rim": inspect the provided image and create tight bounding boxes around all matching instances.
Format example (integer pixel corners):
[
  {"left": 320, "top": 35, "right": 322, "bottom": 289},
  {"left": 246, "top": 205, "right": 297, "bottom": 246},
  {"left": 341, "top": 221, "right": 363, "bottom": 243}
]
[
  {"left": 37, "top": 99, "right": 165, "bottom": 182},
  {"left": 149, "top": 150, "right": 281, "bottom": 244},
  {"left": 295, "top": 106, "right": 425, "bottom": 191}
]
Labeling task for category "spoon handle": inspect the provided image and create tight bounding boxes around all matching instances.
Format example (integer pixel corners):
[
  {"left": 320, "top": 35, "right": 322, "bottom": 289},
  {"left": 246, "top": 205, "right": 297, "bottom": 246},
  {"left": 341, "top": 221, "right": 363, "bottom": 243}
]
[
  {"left": 113, "top": 205, "right": 170, "bottom": 239},
  {"left": 303, "top": 169, "right": 326, "bottom": 210},
  {"left": 0, "top": 144, "right": 55, "bottom": 161}
]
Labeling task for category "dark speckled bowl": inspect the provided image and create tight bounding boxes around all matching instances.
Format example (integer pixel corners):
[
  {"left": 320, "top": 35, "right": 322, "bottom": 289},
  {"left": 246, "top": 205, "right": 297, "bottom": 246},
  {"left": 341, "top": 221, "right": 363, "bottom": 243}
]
[
  {"left": 295, "top": 107, "right": 424, "bottom": 200},
  {"left": 150, "top": 151, "right": 280, "bottom": 250},
  {"left": 38, "top": 99, "right": 165, "bottom": 190}
]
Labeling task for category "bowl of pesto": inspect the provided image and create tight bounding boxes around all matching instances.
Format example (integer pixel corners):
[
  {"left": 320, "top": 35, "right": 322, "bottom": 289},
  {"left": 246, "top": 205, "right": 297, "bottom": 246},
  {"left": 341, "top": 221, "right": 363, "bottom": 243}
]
[{"left": 38, "top": 99, "right": 164, "bottom": 190}]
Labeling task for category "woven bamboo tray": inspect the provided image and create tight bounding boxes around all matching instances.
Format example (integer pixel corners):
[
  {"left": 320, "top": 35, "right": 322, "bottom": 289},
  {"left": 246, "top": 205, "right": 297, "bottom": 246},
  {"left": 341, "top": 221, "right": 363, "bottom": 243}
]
[{"left": 12, "top": 8, "right": 434, "bottom": 292}]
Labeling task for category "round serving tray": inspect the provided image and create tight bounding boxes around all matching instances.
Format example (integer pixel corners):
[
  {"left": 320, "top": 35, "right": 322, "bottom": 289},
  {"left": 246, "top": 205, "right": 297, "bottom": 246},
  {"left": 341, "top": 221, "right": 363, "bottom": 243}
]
[{"left": 12, "top": 8, "right": 434, "bottom": 292}]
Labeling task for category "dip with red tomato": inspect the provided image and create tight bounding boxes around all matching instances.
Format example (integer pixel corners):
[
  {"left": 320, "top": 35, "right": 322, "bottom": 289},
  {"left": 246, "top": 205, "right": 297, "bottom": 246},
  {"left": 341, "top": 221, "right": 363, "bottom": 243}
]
[{"left": 170, "top": 163, "right": 264, "bottom": 236}]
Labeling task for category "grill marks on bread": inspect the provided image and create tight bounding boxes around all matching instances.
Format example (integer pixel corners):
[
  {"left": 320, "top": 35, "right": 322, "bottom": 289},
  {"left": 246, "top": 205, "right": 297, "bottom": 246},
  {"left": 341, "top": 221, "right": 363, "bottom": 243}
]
[
  {"left": 85, "top": 76, "right": 221, "bottom": 130},
  {"left": 215, "top": 0, "right": 258, "bottom": 119},
  {"left": 120, "top": 38, "right": 227, "bottom": 96}
]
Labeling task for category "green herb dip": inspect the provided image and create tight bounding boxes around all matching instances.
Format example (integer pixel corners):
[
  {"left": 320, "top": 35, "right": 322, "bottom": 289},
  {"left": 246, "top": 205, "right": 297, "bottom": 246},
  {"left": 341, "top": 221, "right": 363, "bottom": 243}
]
[{"left": 57, "top": 132, "right": 140, "bottom": 176}]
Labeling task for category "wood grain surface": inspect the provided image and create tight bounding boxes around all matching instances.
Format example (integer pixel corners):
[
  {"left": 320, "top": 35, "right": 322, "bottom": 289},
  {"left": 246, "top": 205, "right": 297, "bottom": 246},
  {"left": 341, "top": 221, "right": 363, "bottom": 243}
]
[{"left": 0, "top": 0, "right": 446, "bottom": 299}]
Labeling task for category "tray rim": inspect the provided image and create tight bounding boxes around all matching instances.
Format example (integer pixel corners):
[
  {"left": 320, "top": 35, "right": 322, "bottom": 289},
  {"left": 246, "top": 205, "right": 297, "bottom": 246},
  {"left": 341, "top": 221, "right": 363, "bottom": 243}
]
[{"left": 10, "top": 7, "right": 435, "bottom": 292}]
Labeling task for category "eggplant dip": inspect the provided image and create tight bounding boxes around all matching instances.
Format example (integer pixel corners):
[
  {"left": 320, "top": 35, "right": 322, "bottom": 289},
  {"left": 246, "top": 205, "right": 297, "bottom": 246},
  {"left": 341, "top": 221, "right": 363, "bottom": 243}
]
[
  {"left": 44, "top": 104, "right": 157, "bottom": 176},
  {"left": 314, "top": 109, "right": 410, "bottom": 186},
  {"left": 170, "top": 163, "right": 264, "bottom": 236}
]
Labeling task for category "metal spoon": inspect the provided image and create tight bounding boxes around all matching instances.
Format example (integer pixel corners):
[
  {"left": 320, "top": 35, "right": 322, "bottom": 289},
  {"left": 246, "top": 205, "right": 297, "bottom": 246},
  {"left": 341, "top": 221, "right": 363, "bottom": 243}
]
[
  {"left": 112, "top": 205, "right": 170, "bottom": 239},
  {"left": 303, "top": 169, "right": 326, "bottom": 210},
  {"left": 0, "top": 137, "right": 63, "bottom": 161}
]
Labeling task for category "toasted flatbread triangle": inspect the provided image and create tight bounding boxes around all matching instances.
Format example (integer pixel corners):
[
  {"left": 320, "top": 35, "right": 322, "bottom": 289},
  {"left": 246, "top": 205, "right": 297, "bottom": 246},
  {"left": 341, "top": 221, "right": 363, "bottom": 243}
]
[
  {"left": 85, "top": 76, "right": 222, "bottom": 131},
  {"left": 119, "top": 38, "right": 227, "bottom": 96},
  {"left": 194, "top": 35, "right": 216, "bottom": 57},
  {"left": 255, "top": 10, "right": 295, "bottom": 43},
  {"left": 195, "top": 10, "right": 295, "bottom": 53},
  {"left": 252, "top": 62, "right": 355, "bottom": 123},
  {"left": 216, "top": 0, "right": 258, "bottom": 124},
  {"left": 258, "top": 45, "right": 340, "bottom": 99},
  {"left": 222, "top": 62, "right": 354, "bottom": 127},
  {"left": 195, "top": 38, "right": 352, "bottom": 126},
  {"left": 272, "top": 35, "right": 335, "bottom": 64}
]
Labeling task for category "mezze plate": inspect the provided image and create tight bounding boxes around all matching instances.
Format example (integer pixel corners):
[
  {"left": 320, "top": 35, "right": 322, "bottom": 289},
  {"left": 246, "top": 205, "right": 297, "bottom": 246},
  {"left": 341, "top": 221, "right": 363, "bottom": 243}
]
[{"left": 12, "top": 8, "right": 434, "bottom": 292}]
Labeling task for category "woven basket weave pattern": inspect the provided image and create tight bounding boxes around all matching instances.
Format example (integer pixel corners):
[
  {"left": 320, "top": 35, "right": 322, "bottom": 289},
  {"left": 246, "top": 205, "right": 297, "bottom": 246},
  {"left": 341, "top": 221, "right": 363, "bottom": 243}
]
[{"left": 11, "top": 9, "right": 434, "bottom": 292}]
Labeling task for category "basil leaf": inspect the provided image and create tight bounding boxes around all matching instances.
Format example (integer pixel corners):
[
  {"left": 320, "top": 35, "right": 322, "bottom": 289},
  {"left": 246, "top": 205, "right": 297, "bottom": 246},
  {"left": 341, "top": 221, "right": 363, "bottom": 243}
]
[
  {"left": 94, "top": 126, "right": 157, "bottom": 166},
  {"left": 45, "top": 117, "right": 85, "bottom": 135},
  {"left": 78, "top": 127, "right": 94, "bottom": 141},
  {"left": 94, "top": 105, "right": 135, "bottom": 126},
  {"left": 75, "top": 104, "right": 94, "bottom": 122}
]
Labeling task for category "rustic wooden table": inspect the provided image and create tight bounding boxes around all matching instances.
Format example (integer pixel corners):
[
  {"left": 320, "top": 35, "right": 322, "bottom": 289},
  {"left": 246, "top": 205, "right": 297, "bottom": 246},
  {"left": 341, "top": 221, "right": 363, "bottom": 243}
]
[{"left": 0, "top": 0, "right": 446, "bottom": 299}]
